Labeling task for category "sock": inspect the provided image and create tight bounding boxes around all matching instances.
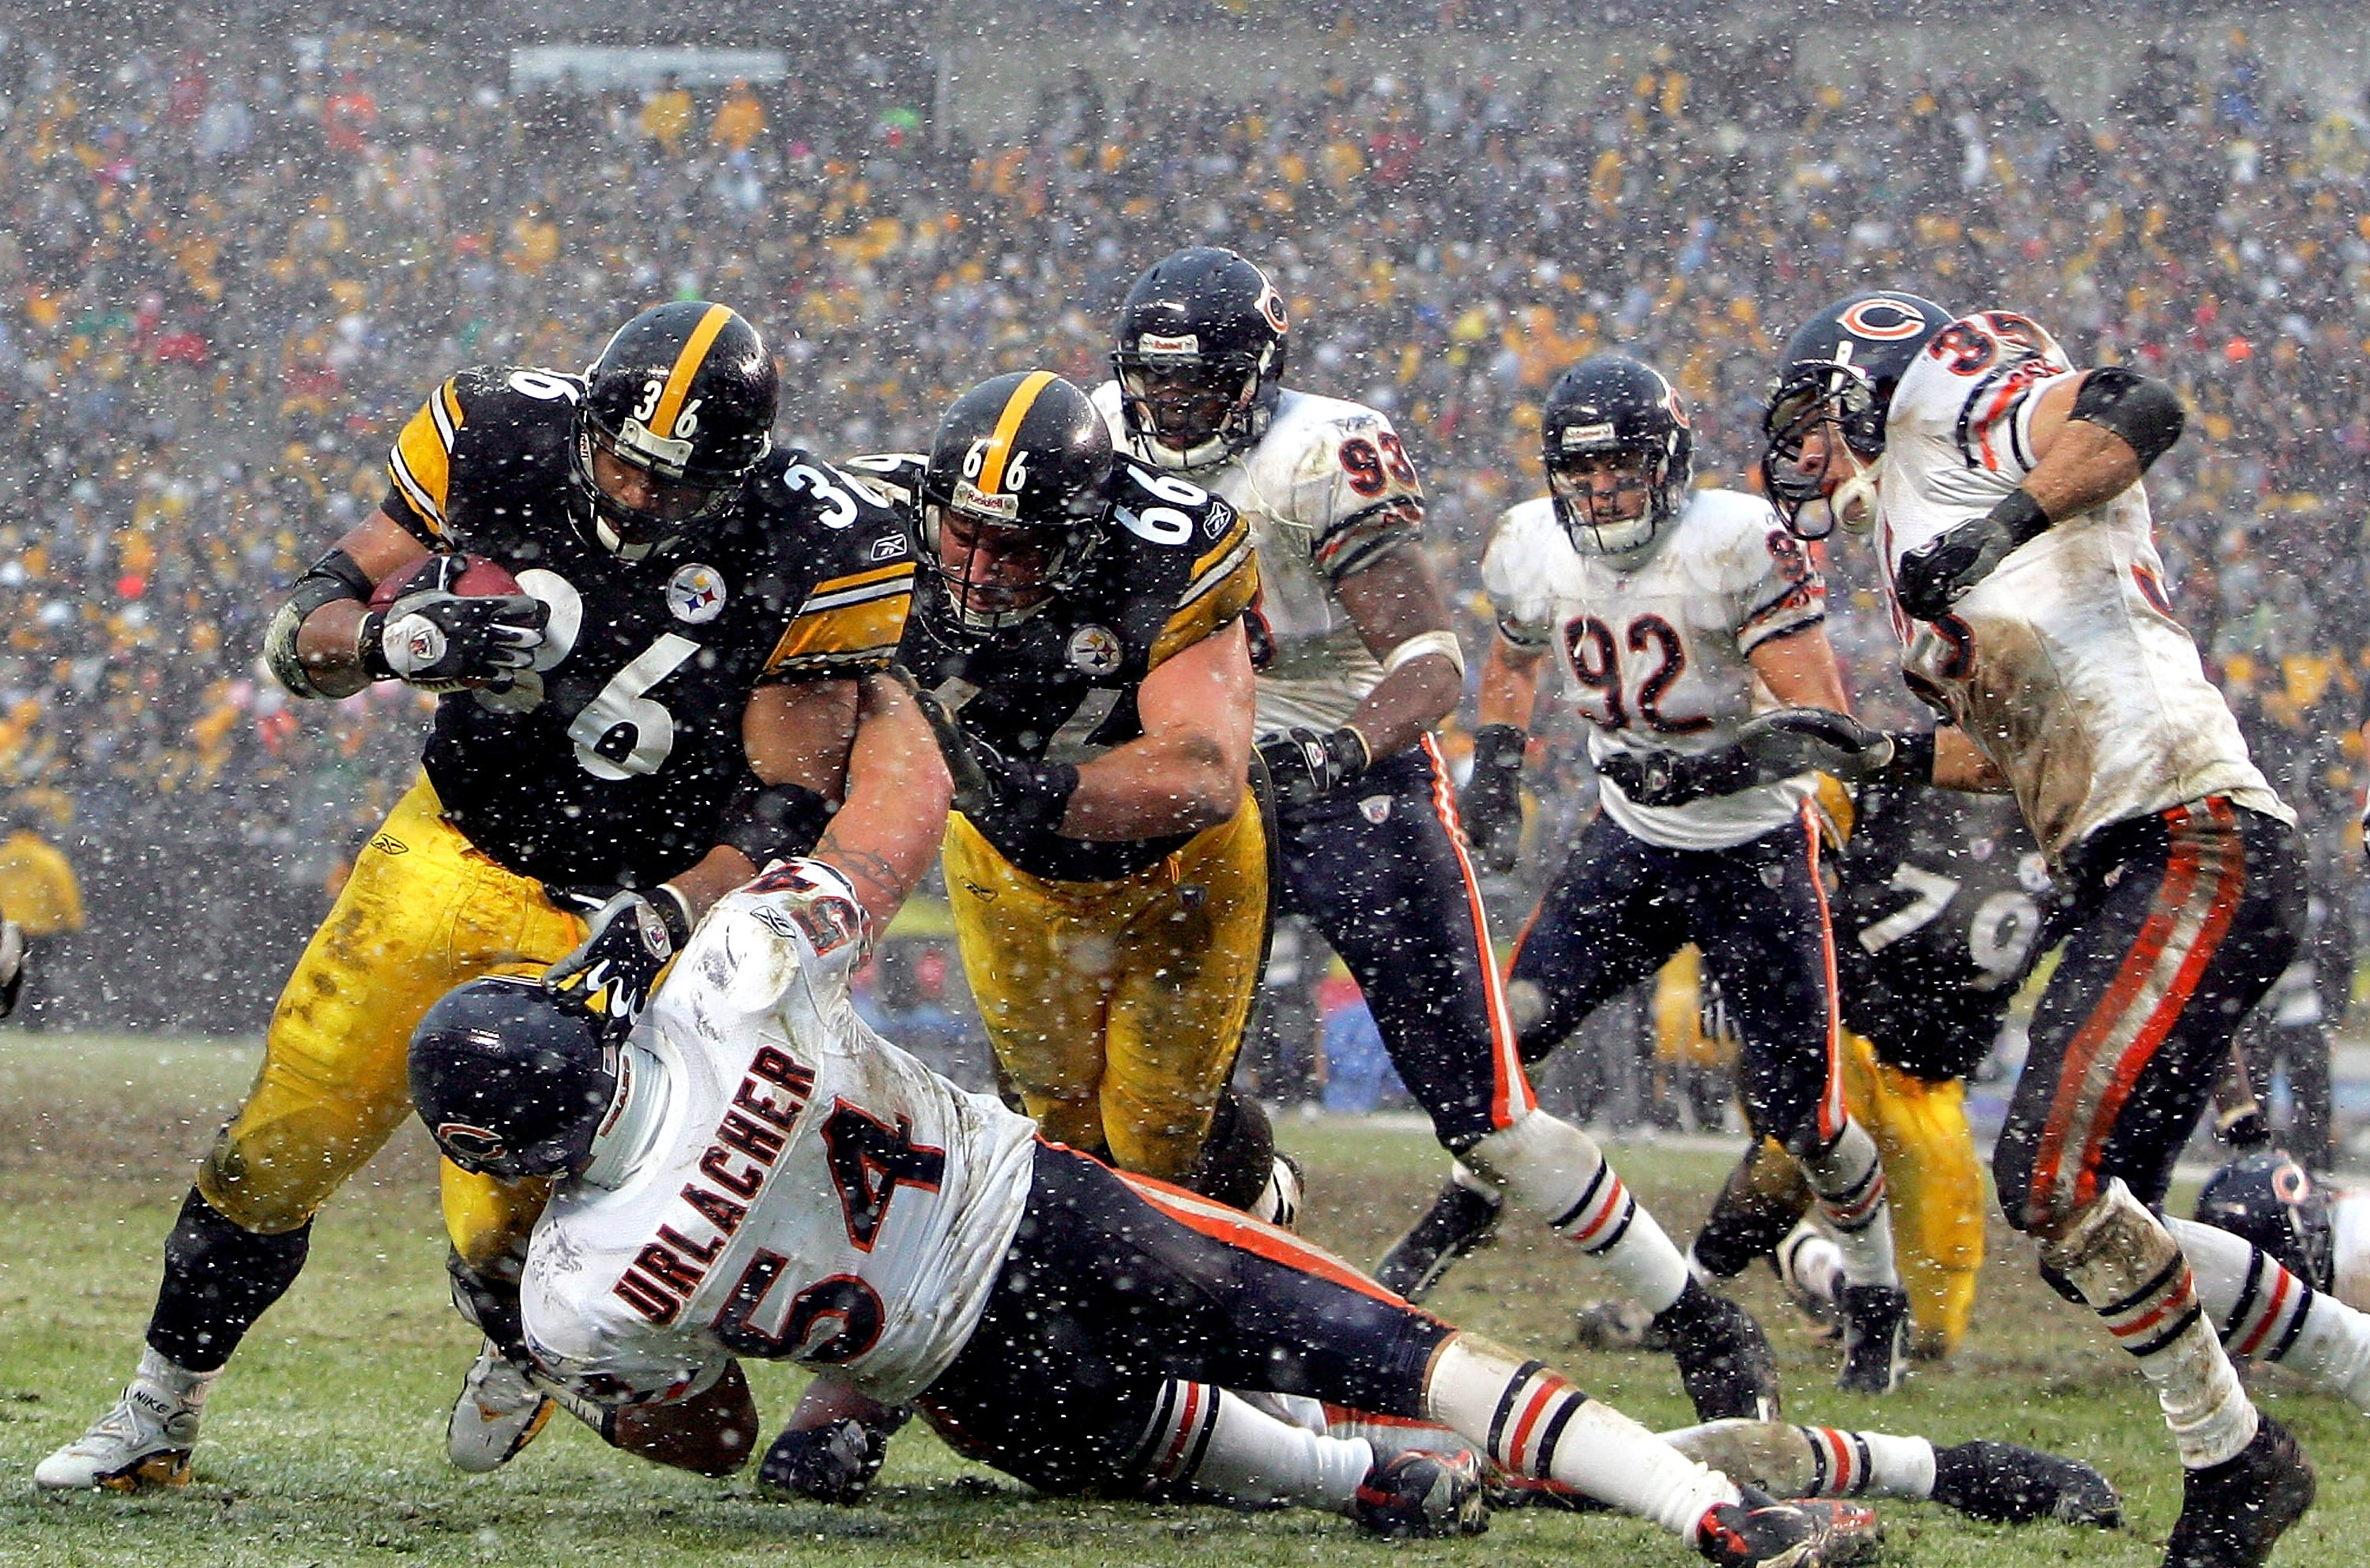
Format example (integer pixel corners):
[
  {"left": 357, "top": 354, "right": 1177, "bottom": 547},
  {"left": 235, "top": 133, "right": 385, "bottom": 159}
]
[
  {"left": 1778, "top": 1221, "right": 1844, "bottom": 1307},
  {"left": 149, "top": 1186, "right": 314, "bottom": 1374},
  {"left": 2044, "top": 1181, "right": 2257, "bottom": 1468},
  {"left": 1659, "top": 1419, "right": 1936, "bottom": 1500},
  {"left": 1465, "top": 1112, "right": 1689, "bottom": 1314},
  {"left": 2167, "top": 1215, "right": 2370, "bottom": 1412},
  {"left": 1797, "top": 1120, "right": 1898, "bottom": 1289},
  {"left": 1422, "top": 1333, "right": 1736, "bottom": 1538},
  {"left": 131, "top": 1345, "right": 216, "bottom": 1416},
  {"left": 1130, "top": 1381, "right": 1372, "bottom": 1512}
]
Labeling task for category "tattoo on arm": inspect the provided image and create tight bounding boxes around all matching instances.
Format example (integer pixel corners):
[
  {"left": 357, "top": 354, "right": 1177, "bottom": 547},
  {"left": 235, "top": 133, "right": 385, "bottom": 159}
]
[{"left": 811, "top": 840, "right": 908, "bottom": 914}]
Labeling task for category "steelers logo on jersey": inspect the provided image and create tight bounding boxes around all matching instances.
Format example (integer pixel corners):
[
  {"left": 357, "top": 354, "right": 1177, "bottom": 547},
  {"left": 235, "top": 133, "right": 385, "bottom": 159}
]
[
  {"left": 667, "top": 562, "right": 728, "bottom": 624},
  {"left": 1068, "top": 624, "right": 1123, "bottom": 675}
]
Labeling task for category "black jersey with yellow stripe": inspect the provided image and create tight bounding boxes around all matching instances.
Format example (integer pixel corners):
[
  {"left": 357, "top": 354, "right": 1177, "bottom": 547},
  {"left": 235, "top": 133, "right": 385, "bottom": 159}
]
[
  {"left": 896, "top": 456, "right": 1258, "bottom": 883},
  {"left": 375, "top": 366, "right": 913, "bottom": 886}
]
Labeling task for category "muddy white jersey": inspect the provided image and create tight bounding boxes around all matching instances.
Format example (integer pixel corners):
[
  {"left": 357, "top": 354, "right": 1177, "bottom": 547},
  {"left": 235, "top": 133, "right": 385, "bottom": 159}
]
[
  {"left": 1482, "top": 488, "right": 1826, "bottom": 851},
  {"left": 1093, "top": 381, "right": 1425, "bottom": 737},
  {"left": 1879, "top": 311, "right": 2288, "bottom": 862},
  {"left": 2331, "top": 1190, "right": 2370, "bottom": 1312},
  {"left": 519, "top": 865, "right": 1037, "bottom": 1409}
]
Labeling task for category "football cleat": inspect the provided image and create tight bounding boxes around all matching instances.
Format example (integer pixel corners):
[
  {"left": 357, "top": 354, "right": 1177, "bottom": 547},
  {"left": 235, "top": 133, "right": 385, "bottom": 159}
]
[
  {"left": 34, "top": 1382, "right": 200, "bottom": 1491},
  {"left": 447, "top": 1340, "right": 556, "bottom": 1474},
  {"left": 1835, "top": 1284, "right": 1909, "bottom": 1394},
  {"left": 1374, "top": 1175, "right": 1502, "bottom": 1301},
  {"left": 757, "top": 1409, "right": 908, "bottom": 1505},
  {"left": 1655, "top": 1280, "right": 1784, "bottom": 1423},
  {"left": 1352, "top": 1448, "right": 1491, "bottom": 1539},
  {"left": 1697, "top": 1488, "right": 1883, "bottom": 1568},
  {"left": 2162, "top": 1415, "right": 2314, "bottom": 1568},
  {"left": 1930, "top": 1438, "right": 2120, "bottom": 1527}
]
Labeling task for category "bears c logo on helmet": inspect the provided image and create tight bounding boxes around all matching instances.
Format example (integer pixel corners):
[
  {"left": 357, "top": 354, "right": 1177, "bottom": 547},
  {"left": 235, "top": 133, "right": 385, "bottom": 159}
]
[{"left": 1838, "top": 297, "right": 1937, "bottom": 342}]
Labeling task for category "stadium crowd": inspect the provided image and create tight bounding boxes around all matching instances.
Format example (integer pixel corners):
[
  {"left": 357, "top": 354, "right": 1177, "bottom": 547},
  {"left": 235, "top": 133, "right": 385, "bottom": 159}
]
[{"left": 1, "top": 21, "right": 2368, "bottom": 1021}]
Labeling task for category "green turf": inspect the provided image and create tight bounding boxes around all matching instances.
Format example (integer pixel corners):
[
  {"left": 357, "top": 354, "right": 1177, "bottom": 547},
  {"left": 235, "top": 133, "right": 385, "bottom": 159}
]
[{"left": 2, "top": 1033, "right": 2361, "bottom": 1566}]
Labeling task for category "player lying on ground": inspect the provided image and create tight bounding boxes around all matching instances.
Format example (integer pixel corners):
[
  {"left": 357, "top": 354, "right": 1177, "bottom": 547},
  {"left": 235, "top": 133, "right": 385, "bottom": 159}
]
[{"left": 405, "top": 860, "right": 1880, "bottom": 1566}]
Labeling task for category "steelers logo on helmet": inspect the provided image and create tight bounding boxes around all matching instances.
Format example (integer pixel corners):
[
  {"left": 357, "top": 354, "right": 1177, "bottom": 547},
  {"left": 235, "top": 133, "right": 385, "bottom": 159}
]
[
  {"left": 1760, "top": 290, "right": 1951, "bottom": 539},
  {"left": 570, "top": 301, "right": 779, "bottom": 562},
  {"left": 1539, "top": 355, "right": 1694, "bottom": 560},
  {"left": 917, "top": 371, "right": 1115, "bottom": 637},
  {"left": 1111, "top": 246, "right": 1289, "bottom": 471}
]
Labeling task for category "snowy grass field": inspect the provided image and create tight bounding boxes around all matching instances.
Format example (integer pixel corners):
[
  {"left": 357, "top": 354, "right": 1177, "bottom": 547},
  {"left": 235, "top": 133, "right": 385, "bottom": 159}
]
[{"left": 2, "top": 1032, "right": 2364, "bottom": 1567}]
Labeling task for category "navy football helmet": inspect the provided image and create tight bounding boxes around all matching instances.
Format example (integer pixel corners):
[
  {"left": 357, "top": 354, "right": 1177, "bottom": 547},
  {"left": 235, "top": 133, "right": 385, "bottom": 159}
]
[
  {"left": 1110, "top": 246, "right": 1288, "bottom": 470},
  {"left": 1760, "top": 291, "right": 1951, "bottom": 538},
  {"left": 409, "top": 976, "right": 619, "bottom": 1181},
  {"left": 2195, "top": 1149, "right": 2334, "bottom": 1292},
  {"left": 1540, "top": 355, "right": 1693, "bottom": 558}
]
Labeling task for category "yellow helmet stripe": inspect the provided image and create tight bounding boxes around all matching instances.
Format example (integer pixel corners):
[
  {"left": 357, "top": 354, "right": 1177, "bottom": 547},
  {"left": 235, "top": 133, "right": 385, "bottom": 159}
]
[
  {"left": 649, "top": 304, "right": 735, "bottom": 444},
  {"left": 976, "top": 370, "right": 1058, "bottom": 498}
]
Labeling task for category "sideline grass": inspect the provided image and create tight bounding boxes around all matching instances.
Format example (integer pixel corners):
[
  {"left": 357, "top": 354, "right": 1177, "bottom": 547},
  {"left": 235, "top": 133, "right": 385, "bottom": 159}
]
[{"left": 1, "top": 1033, "right": 2362, "bottom": 1566}]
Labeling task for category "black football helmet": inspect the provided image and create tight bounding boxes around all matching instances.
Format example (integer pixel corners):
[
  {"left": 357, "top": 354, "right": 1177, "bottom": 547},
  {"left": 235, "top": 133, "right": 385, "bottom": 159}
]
[
  {"left": 571, "top": 300, "right": 778, "bottom": 561},
  {"left": 917, "top": 370, "right": 1114, "bottom": 635},
  {"left": 1110, "top": 246, "right": 1289, "bottom": 470},
  {"left": 1760, "top": 291, "right": 1951, "bottom": 539},
  {"left": 1540, "top": 355, "right": 1693, "bottom": 558},
  {"left": 409, "top": 976, "right": 619, "bottom": 1181},
  {"left": 2195, "top": 1149, "right": 2334, "bottom": 1292}
]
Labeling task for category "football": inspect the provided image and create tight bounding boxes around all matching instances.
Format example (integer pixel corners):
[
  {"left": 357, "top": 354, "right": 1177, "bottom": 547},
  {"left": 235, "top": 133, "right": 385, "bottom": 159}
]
[{"left": 367, "top": 551, "right": 523, "bottom": 610}]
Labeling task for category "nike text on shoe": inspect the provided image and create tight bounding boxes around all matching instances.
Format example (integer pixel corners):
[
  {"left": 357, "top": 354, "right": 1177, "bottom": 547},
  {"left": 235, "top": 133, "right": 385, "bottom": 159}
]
[
  {"left": 2162, "top": 1415, "right": 2314, "bottom": 1568},
  {"left": 448, "top": 1340, "right": 557, "bottom": 1473},
  {"left": 1352, "top": 1448, "right": 1491, "bottom": 1539},
  {"left": 1697, "top": 1488, "right": 1884, "bottom": 1568},
  {"left": 35, "top": 1383, "right": 200, "bottom": 1491}
]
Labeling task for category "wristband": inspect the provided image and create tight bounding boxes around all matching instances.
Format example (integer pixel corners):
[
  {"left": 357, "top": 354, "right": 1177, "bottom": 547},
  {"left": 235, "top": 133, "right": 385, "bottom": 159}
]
[
  {"left": 1867, "top": 728, "right": 1936, "bottom": 789},
  {"left": 1987, "top": 487, "right": 2053, "bottom": 548}
]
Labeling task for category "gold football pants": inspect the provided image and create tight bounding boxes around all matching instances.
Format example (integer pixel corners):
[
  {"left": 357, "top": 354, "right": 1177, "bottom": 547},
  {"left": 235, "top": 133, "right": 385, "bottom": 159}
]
[
  {"left": 197, "top": 776, "right": 587, "bottom": 1270},
  {"left": 1742, "top": 1030, "right": 1985, "bottom": 1358},
  {"left": 943, "top": 795, "right": 1266, "bottom": 1183}
]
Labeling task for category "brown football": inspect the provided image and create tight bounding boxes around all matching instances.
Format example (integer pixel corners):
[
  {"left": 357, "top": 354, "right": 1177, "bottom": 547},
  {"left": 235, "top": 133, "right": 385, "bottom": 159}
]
[{"left": 368, "top": 551, "right": 523, "bottom": 610}]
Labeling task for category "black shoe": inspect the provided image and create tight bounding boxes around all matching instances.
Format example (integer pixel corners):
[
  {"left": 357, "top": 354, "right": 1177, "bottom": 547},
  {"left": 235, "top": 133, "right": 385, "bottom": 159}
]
[
  {"left": 1697, "top": 1487, "right": 1883, "bottom": 1568},
  {"left": 1374, "top": 1177, "right": 1503, "bottom": 1302},
  {"left": 1654, "top": 1278, "right": 1783, "bottom": 1423},
  {"left": 1836, "top": 1284, "right": 1908, "bottom": 1394},
  {"left": 756, "top": 1408, "right": 911, "bottom": 1504},
  {"left": 1931, "top": 1438, "right": 2121, "bottom": 1526},
  {"left": 1352, "top": 1448, "right": 1490, "bottom": 1538},
  {"left": 2163, "top": 1415, "right": 2314, "bottom": 1568}
]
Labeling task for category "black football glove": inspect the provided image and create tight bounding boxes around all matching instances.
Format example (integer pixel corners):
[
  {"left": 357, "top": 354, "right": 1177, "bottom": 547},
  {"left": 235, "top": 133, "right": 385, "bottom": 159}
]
[
  {"left": 756, "top": 1410, "right": 911, "bottom": 1505},
  {"left": 893, "top": 667, "right": 1079, "bottom": 836},
  {"left": 1257, "top": 725, "right": 1371, "bottom": 809},
  {"left": 1733, "top": 708, "right": 1900, "bottom": 783},
  {"left": 1597, "top": 745, "right": 1756, "bottom": 810},
  {"left": 543, "top": 885, "right": 693, "bottom": 1040},
  {"left": 1894, "top": 490, "right": 2052, "bottom": 622},
  {"left": 1459, "top": 724, "right": 1526, "bottom": 873},
  {"left": 363, "top": 554, "right": 547, "bottom": 691}
]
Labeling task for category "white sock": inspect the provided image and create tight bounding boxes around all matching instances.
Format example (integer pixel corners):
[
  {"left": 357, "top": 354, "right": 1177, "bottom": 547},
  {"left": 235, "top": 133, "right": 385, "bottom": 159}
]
[
  {"left": 2168, "top": 1214, "right": 2370, "bottom": 1413},
  {"left": 1778, "top": 1220, "right": 1844, "bottom": 1307},
  {"left": 1465, "top": 1112, "right": 1689, "bottom": 1314},
  {"left": 134, "top": 1348, "right": 215, "bottom": 1413},
  {"left": 1424, "top": 1333, "right": 1737, "bottom": 1538},
  {"left": 2046, "top": 1182, "right": 2257, "bottom": 1468},
  {"left": 1131, "top": 1381, "right": 1371, "bottom": 1512},
  {"left": 1798, "top": 1120, "right": 1899, "bottom": 1289}
]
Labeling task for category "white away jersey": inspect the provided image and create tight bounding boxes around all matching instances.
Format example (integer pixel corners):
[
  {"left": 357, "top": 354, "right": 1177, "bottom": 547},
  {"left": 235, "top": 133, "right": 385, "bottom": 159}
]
[
  {"left": 1878, "top": 311, "right": 2287, "bottom": 861},
  {"left": 520, "top": 867, "right": 1037, "bottom": 1408},
  {"left": 1482, "top": 488, "right": 1826, "bottom": 851},
  {"left": 2332, "top": 1189, "right": 2370, "bottom": 1313},
  {"left": 1093, "top": 381, "right": 1425, "bottom": 735}
]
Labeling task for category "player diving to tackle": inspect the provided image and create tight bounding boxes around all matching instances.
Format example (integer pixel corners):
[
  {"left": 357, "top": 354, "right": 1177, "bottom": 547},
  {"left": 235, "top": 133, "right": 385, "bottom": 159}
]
[
  {"left": 1386, "top": 354, "right": 1913, "bottom": 1393},
  {"left": 1094, "top": 246, "right": 1778, "bottom": 1423},
  {"left": 37, "top": 302, "right": 948, "bottom": 1491},
  {"left": 1762, "top": 289, "right": 2313, "bottom": 1568},
  {"left": 404, "top": 858, "right": 1897, "bottom": 1566}
]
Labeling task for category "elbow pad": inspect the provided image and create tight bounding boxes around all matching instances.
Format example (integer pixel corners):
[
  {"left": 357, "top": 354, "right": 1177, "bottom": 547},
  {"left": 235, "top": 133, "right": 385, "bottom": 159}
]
[
  {"left": 2070, "top": 366, "right": 2185, "bottom": 471},
  {"left": 265, "top": 549, "right": 374, "bottom": 698}
]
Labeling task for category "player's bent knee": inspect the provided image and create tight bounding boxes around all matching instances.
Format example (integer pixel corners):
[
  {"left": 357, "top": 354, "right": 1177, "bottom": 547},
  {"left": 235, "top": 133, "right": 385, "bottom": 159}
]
[
  {"left": 196, "top": 1137, "right": 325, "bottom": 1237},
  {"left": 609, "top": 1360, "right": 760, "bottom": 1478}
]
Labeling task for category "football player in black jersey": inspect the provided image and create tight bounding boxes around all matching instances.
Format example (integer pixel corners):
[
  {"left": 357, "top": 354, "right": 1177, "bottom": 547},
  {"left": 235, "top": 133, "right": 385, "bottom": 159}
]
[
  {"left": 1688, "top": 778, "right": 2049, "bottom": 1363},
  {"left": 36, "top": 303, "right": 950, "bottom": 1493}
]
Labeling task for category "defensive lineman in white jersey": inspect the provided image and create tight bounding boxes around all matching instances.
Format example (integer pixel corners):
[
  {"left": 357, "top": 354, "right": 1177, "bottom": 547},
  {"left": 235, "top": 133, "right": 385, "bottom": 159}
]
[
  {"left": 1407, "top": 354, "right": 1913, "bottom": 1396},
  {"left": 1093, "top": 248, "right": 1778, "bottom": 1423},
  {"left": 1762, "top": 290, "right": 2312, "bottom": 1568},
  {"left": 404, "top": 859, "right": 1886, "bottom": 1567}
]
